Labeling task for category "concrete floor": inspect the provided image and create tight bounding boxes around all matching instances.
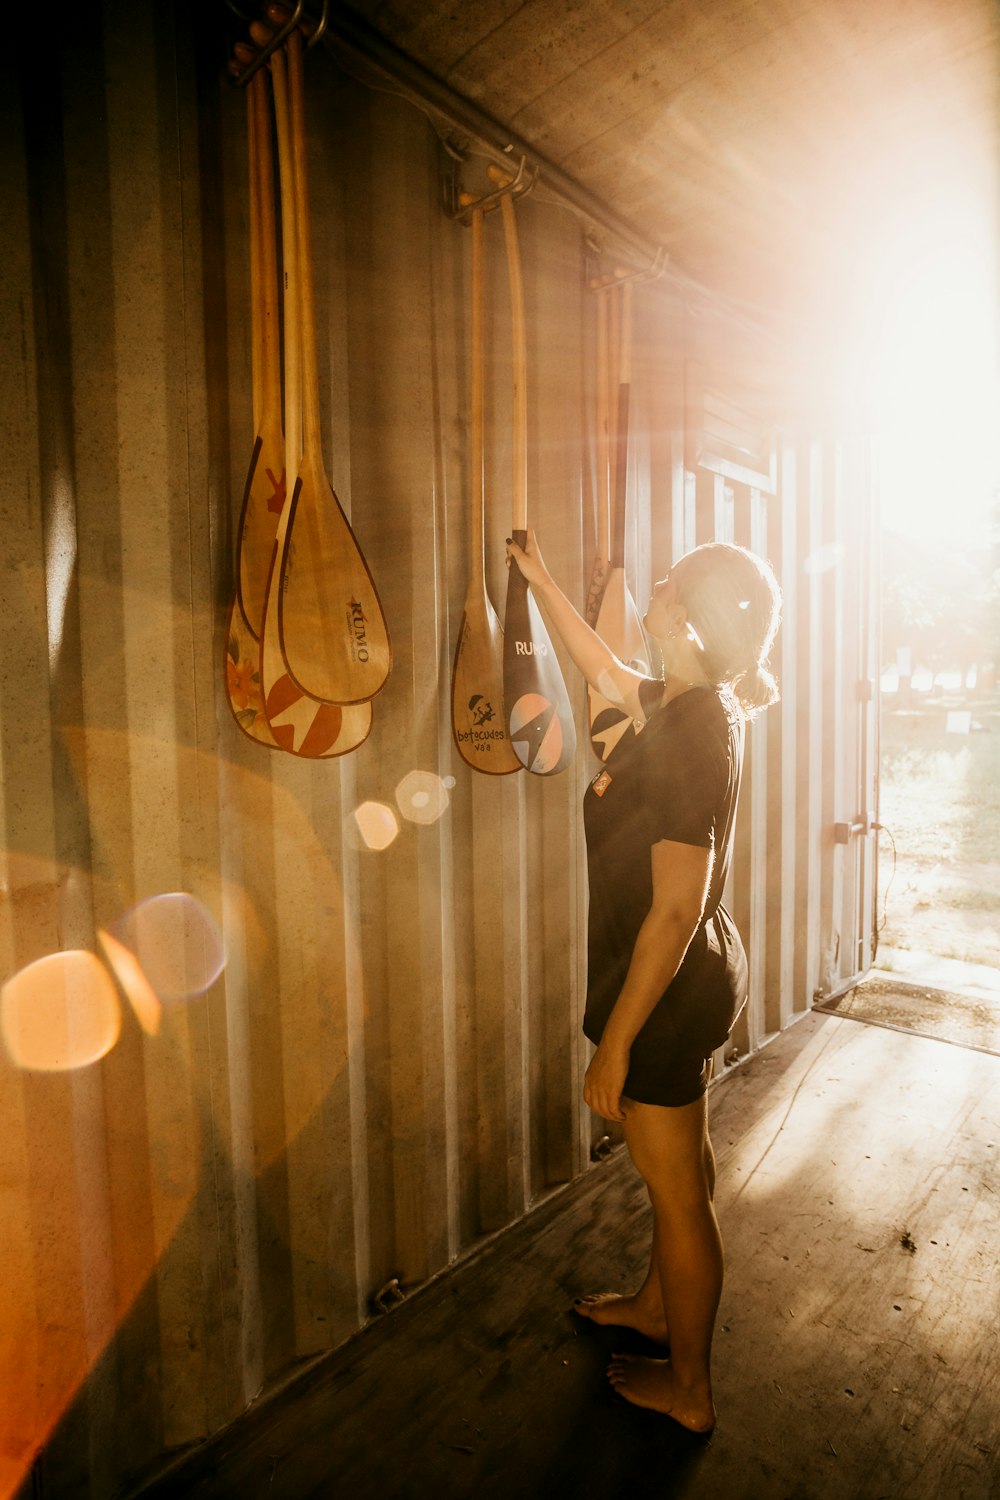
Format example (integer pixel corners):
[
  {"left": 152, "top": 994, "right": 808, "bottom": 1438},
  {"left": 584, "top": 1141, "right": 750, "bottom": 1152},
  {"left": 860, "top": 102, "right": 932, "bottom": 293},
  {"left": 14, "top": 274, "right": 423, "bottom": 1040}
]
[{"left": 134, "top": 1010, "right": 1000, "bottom": 1500}]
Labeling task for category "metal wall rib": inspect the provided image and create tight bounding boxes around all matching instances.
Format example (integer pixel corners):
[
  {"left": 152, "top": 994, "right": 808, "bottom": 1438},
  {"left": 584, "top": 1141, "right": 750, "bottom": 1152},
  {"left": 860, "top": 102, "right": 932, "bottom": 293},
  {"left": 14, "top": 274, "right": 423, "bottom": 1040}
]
[{"left": 0, "top": 4, "right": 877, "bottom": 1494}]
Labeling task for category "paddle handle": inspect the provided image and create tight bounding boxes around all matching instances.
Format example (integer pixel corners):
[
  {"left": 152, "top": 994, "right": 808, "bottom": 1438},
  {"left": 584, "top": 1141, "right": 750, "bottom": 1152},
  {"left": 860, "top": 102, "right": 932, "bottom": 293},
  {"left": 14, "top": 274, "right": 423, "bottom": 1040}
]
[
  {"left": 611, "top": 281, "right": 632, "bottom": 569},
  {"left": 470, "top": 205, "right": 486, "bottom": 576},
  {"left": 595, "top": 287, "right": 611, "bottom": 562},
  {"left": 500, "top": 192, "right": 528, "bottom": 534},
  {"left": 246, "top": 72, "right": 262, "bottom": 433},
  {"left": 253, "top": 65, "right": 282, "bottom": 432},
  {"left": 619, "top": 279, "right": 633, "bottom": 385},
  {"left": 258, "top": 32, "right": 301, "bottom": 488},
  {"left": 286, "top": 28, "right": 323, "bottom": 462}
]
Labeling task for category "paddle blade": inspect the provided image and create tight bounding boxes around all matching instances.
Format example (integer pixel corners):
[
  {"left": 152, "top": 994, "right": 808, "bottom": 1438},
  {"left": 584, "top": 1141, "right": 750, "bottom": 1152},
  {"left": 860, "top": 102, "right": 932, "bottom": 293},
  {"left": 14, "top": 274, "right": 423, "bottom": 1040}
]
[
  {"left": 452, "top": 582, "right": 522, "bottom": 775},
  {"left": 261, "top": 529, "right": 374, "bottom": 759},
  {"left": 589, "top": 567, "right": 651, "bottom": 761},
  {"left": 227, "top": 437, "right": 279, "bottom": 746},
  {"left": 263, "top": 666, "right": 373, "bottom": 758},
  {"left": 502, "top": 533, "right": 576, "bottom": 776},
  {"left": 278, "top": 458, "right": 391, "bottom": 705},
  {"left": 226, "top": 597, "right": 278, "bottom": 747},
  {"left": 237, "top": 422, "right": 285, "bottom": 638}
]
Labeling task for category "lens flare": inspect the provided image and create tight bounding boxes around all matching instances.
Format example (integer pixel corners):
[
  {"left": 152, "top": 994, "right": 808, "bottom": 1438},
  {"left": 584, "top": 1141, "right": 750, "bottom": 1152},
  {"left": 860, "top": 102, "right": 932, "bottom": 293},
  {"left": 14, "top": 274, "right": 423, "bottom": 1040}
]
[
  {"left": 395, "top": 770, "right": 451, "bottom": 826},
  {"left": 112, "top": 893, "right": 225, "bottom": 1004},
  {"left": 97, "top": 928, "right": 162, "bottom": 1035},
  {"left": 351, "top": 801, "right": 400, "bottom": 851},
  {"left": 1, "top": 950, "right": 121, "bottom": 1071}
]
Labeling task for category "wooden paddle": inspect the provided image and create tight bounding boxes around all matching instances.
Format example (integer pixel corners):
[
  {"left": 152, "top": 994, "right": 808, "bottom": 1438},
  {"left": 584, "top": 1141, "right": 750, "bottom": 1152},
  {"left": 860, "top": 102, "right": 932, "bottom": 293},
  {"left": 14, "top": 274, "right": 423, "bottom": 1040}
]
[
  {"left": 451, "top": 204, "right": 521, "bottom": 775},
  {"left": 589, "top": 278, "right": 652, "bottom": 762},
  {"left": 497, "top": 185, "right": 576, "bottom": 777},
  {"left": 225, "top": 63, "right": 280, "bottom": 747},
  {"left": 255, "top": 28, "right": 372, "bottom": 756},
  {"left": 276, "top": 26, "right": 391, "bottom": 707}
]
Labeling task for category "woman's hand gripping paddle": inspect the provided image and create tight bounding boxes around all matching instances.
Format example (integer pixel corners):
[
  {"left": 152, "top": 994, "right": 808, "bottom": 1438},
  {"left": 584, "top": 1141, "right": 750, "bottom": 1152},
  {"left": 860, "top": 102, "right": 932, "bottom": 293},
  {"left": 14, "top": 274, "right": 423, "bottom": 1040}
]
[
  {"left": 225, "top": 64, "right": 280, "bottom": 746},
  {"left": 276, "top": 27, "right": 391, "bottom": 707},
  {"left": 498, "top": 188, "right": 576, "bottom": 776},
  {"left": 451, "top": 205, "right": 521, "bottom": 775},
  {"left": 589, "top": 279, "right": 651, "bottom": 761},
  {"left": 255, "top": 28, "right": 372, "bottom": 756}
]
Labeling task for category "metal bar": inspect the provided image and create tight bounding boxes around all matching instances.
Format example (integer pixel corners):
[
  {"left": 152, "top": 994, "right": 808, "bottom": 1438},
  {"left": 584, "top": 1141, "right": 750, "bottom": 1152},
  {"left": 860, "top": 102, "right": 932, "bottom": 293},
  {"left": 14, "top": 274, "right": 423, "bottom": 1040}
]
[{"left": 318, "top": 6, "right": 662, "bottom": 268}]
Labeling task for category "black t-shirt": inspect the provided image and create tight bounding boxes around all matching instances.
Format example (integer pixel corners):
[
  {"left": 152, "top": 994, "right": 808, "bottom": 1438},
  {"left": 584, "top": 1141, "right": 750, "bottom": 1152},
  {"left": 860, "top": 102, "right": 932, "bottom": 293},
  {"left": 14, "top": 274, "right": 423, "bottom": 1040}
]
[{"left": 582, "top": 684, "right": 749, "bottom": 1064}]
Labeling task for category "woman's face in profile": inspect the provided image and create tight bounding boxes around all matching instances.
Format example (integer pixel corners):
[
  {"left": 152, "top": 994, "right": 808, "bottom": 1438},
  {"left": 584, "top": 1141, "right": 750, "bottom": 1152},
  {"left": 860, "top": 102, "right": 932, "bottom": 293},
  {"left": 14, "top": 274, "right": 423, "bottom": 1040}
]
[{"left": 644, "top": 569, "right": 680, "bottom": 638}]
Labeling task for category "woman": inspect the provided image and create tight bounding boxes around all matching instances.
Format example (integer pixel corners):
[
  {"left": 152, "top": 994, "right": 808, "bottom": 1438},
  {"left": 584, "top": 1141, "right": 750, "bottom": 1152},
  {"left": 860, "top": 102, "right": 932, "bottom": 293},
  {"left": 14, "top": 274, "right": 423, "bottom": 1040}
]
[{"left": 506, "top": 531, "right": 782, "bottom": 1436}]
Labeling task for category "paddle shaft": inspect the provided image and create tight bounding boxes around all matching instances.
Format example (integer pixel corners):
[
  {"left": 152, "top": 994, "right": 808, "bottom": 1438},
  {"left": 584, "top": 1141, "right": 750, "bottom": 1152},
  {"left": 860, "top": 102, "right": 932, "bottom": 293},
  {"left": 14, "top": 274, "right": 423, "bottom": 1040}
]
[
  {"left": 247, "top": 73, "right": 262, "bottom": 433},
  {"left": 264, "top": 40, "right": 302, "bottom": 490},
  {"left": 611, "top": 280, "right": 632, "bottom": 569},
  {"left": 253, "top": 66, "right": 282, "bottom": 452},
  {"left": 595, "top": 287, "right": 611, "bottom": 563},
  {"left": 286, "top": 30, "right": 322, "bottom": 467},
  {"left": 470, "top": 204, "right": 486, "bottom": 580},
  {"left": 500, "top": 192, "right": 528, "bottom": 534}
]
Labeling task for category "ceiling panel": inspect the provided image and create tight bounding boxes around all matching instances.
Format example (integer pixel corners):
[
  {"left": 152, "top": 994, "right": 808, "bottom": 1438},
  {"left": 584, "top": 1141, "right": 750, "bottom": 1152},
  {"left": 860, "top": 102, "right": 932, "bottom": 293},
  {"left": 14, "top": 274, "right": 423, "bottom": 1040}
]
[{"left": 344, "top": 0, "right": 998, "bottom": 329}]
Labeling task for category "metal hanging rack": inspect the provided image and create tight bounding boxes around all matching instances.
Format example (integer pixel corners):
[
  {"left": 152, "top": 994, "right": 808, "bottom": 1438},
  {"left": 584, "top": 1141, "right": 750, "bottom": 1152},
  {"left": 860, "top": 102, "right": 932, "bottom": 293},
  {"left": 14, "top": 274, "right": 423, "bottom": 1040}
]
[
  {"left": 225, "top": 0, "right": 330, "bottom": 87},
  {"left": 588, "top": 246, "right": 668, "bottom": 293},
  {"left": 443, "top": 154, "right": 538, "bottom": 225}
]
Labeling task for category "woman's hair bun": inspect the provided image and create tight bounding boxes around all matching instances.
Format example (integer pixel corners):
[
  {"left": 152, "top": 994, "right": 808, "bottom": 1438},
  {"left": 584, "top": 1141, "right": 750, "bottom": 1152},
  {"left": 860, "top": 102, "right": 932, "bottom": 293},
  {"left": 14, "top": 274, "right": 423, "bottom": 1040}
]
[{"left": 731, "top": 660, "right": 779, "bottom": 716}]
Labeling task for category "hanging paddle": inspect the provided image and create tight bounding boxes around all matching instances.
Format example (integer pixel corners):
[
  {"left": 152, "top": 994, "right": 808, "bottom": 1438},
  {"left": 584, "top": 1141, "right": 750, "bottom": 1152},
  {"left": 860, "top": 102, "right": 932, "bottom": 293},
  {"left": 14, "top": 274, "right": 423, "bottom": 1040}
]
[
  {"left": 589, "top": 279, "right": 652, "bottom": 762},
  {"left": 276, "top": 26, "right": 391, "bottom": 707},
  {"left": 225, "top": 64, "right": 280, "bottom": 747},
  {"left": 451, "top": 203, "right": 521, "bottom": 775},
  {"left": 498, "top": 186, "right": 576, "bottom": 777},
  {"left": 255, "top": 28, "right": 372, "bottom": 757}
]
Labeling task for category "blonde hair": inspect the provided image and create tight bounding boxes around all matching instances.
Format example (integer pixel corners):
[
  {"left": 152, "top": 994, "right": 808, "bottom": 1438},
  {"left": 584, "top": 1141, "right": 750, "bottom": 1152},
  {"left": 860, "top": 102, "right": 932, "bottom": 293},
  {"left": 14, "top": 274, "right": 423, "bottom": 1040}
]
[{"left": 672, "top": 543, "right": 782, "bottom": 717}]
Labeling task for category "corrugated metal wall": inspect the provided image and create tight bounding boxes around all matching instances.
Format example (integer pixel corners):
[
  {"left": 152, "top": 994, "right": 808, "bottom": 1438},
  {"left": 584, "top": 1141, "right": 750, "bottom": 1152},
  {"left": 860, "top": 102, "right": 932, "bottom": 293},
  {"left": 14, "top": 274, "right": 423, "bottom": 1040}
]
[{"left": 1, "top": 3, "right": 877, "bottom": 1495}]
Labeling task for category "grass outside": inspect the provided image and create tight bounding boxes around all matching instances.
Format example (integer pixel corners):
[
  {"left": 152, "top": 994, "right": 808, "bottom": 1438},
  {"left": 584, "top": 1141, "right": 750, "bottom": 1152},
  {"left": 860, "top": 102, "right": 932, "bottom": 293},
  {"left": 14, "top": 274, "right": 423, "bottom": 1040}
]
[{"left": 876, "top": 692, "right": 1000, "bottom": 972}]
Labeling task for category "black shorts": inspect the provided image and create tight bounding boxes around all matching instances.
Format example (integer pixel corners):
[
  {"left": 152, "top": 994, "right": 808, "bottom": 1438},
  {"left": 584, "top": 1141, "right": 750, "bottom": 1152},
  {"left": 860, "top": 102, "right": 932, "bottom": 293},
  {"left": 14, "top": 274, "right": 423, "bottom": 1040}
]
[{"left": 621, "top": 1051, "right": 712, "bottom": 1109}]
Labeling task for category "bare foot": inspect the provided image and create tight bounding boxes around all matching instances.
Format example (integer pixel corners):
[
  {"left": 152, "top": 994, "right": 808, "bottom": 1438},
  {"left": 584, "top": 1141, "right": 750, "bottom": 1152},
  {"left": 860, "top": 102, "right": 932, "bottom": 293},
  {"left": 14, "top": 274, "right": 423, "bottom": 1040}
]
[
  {"left": 572, "top": 1293, "right": 669, "bottom": 1346},
  {"left": 607, "top": 1353, "right": 716, "bottom": 1434}
]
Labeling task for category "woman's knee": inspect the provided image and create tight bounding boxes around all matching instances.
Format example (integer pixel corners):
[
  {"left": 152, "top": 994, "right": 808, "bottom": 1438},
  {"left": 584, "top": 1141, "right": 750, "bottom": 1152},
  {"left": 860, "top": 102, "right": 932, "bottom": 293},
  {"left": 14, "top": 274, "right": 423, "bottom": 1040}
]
[{"left": 624, "top": 1096, "right": 708, "bottom": 1189}]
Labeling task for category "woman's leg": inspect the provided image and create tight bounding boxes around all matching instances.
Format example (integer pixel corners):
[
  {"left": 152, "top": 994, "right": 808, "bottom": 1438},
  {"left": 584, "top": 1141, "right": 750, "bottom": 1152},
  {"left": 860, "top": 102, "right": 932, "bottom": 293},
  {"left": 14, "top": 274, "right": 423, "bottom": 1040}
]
[
  {"left": 573, "top": 1214, "right": 670, "bottom": 1342},
  {"left": 606, "top": 1091, "right": 720, "bottom": 1432},
  {"left": 574, "top": 1070, "right": 716, "bottom": 1345}
]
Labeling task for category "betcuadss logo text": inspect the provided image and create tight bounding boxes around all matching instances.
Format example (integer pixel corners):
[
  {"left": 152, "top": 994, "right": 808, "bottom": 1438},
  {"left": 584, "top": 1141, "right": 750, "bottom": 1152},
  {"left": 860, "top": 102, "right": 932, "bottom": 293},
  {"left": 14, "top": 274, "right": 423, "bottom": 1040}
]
[
  {"left": 514, "top": 639, "right": 548, "bottom": 656},
  {"left": 347, "top": 598, "right": 369, "bottom": 662}
]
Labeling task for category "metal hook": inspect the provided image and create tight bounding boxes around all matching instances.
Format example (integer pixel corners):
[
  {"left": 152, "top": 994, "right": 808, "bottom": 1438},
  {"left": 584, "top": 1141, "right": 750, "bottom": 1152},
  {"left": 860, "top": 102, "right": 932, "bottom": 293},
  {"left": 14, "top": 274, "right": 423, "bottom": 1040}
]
[
  {"left": 307, "top": 0, "right": 329, "bottom": 48},
  {"left": 588, "top": 245, "right": 668, "bottom": 292},
  {"left": 228, "top": 0, "right": 306, "bottom": 87},
  {"left": 372, "top": 1277, "right": 406, "bottom": 1314},
  {"left": 444, "top": 155, "right": 538, "bottom": 223}
]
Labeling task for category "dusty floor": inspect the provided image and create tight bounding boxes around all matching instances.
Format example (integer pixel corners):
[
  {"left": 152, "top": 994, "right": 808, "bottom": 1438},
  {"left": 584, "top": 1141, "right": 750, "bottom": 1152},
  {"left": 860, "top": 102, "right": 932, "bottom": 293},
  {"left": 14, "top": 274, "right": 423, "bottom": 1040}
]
[
  {"left": 134, "top": 1010, "right": 1000, "bottom": 1500},
  {"left": 821, "top": 970, "right": 1000, "bottom": 1053}
]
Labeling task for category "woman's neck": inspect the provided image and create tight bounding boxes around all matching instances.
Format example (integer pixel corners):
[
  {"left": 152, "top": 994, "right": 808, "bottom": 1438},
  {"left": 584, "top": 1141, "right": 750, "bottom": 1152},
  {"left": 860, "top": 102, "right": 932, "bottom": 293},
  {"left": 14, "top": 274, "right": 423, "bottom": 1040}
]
[{"left": 660, "top": 674, "right": 708, "bottom": 708}]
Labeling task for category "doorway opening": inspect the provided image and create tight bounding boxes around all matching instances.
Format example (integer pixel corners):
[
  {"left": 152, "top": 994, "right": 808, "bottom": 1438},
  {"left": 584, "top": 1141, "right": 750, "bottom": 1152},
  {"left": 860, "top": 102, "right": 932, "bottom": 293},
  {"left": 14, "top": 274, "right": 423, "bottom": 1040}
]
[{"left": 823, "top": 150, "right": 1000, "bottom": 1051}]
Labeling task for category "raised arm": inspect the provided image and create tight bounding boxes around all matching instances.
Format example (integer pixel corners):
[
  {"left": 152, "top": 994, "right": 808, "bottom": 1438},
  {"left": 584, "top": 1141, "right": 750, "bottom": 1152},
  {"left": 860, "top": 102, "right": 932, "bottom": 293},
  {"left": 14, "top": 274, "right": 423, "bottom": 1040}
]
[{"left": 506, "top": 530, "right": 656, "bottom": 724}]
